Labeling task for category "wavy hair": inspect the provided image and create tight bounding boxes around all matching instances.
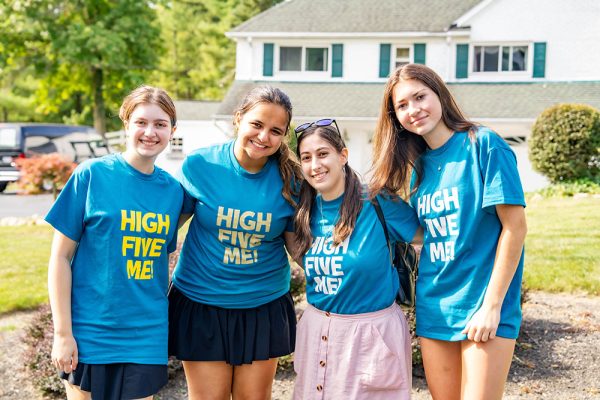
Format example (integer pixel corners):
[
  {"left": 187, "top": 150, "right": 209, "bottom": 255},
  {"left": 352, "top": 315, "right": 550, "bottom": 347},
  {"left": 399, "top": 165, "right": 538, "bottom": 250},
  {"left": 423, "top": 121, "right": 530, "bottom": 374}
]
[
  {"left": 369, "top": 64, "right": 477, "bottom": 197},
  {"left": 292, "top": 125, "right": 363, "bottom": 260}
]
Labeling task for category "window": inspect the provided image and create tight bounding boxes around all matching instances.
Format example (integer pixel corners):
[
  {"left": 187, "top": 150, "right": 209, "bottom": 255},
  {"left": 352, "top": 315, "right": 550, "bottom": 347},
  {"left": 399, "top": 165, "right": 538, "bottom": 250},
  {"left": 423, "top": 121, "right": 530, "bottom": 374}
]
[
  {"left": 280, "top": 47, "right": 301, "bottom": 71},
  {"left": 473, "top": 45, "right": 528, "bottom": 72},
  {"left": 169, "top": 137, "right": 183, "bottom": 155},
  {"left": 279, "top": 46, "right": 329, "bottom": 72},
  {"left": 394, "top": 46, "right": 410, "bottom": 68},
  {"left": 306, "top": 48, "right": 328, "bottom": 71}
]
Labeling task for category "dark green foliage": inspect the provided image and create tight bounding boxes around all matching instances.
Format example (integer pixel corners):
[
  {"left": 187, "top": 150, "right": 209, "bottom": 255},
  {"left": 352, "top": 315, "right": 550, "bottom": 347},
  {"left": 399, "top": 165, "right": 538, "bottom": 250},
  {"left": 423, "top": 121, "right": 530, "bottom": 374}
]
[
  {"left": 529, "top": 104, "right": 600, "bottom": 183},
  {"left": 22, "top": 305, "right": 65, "bottom": 398},
  {"left": 2, "top": 0, "right": 163, "bottom": 133},
  {"left": 153, "top": 0, "right": 284, "bottom": 100}
]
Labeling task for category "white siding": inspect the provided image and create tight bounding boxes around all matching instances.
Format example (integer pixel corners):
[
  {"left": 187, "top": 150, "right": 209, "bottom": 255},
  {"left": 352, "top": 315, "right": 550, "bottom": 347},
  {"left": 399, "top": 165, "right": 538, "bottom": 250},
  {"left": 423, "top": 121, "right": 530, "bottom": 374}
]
[{"left": 466, "top": 0, "right": 600, "bottom": 81}]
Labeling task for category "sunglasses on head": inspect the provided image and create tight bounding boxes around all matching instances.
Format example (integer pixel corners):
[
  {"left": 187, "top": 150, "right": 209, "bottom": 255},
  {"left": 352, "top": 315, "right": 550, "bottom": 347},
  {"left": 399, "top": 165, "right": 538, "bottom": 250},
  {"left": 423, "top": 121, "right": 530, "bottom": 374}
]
[{"left": 294, "top": 118, "right": 341, "bottom": 140}]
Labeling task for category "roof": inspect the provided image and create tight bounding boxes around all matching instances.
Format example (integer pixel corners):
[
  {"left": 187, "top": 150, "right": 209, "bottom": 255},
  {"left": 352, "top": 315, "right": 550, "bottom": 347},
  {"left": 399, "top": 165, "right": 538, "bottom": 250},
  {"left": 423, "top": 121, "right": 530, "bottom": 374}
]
[
  {"left": 216, "top": 80, "right": 600, "bottom": 121},
  {"left": 174, "top": 100, "right": 221, "bottom": 121},
  {"left": 231, "top": 0, "right": 483, "bottom": 34}
]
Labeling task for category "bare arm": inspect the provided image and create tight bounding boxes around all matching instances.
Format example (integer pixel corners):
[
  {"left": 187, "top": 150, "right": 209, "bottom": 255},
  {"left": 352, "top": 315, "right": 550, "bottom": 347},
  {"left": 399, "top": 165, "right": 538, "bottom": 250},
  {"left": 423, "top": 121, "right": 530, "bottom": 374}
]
[
  {"left": 462, "top": 204, "right": 527, "bottom": 342},
  {"left": 177, "top": 213, "right": 192, "bottom": 229},
  {"left": 284, "top": 231, "right": 302, "bottom": 265},
  {"left": 411, "top": 226, "right": 424, "bottom": 246},
  {"left": 48, "top": 230, "right": 78, "bottom": 373}
]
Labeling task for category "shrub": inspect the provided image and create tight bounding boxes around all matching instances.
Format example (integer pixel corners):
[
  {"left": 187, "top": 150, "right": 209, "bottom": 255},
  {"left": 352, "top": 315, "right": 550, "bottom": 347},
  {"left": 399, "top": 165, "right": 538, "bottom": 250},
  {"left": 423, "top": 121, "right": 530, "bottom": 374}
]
[
  {"left": 535, "top": 177, "right": 600, "bottom": 197},
  {"left": 529, "top": 103, "right": 600, "bottom": 183},
  {"left": 22, "top": 304, "right": 65, "bottom": 398},
  {"left": 15, "top": 153, "right": 76, "bottom": 198}
]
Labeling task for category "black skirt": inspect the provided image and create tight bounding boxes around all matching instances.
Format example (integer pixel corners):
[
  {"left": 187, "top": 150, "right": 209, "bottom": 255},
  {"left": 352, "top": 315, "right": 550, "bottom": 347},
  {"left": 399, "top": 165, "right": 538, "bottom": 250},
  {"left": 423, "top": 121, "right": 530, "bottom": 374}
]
[
  {"left": 59, "top": 362, "right": 167, "bottom": 400},
  {"left": 168, "top": 285, "right": 296, "bottom": 365}
]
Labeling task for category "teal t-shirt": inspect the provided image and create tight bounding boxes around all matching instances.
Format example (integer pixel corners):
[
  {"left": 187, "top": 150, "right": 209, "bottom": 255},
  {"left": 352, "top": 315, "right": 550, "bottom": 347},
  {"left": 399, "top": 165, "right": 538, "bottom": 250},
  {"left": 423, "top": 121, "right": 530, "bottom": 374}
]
[
  {"left": 410, "top": 128, "right": 526, "bottom": 341},
  {"left": 45, "top": 154, "right": 183, "bottom": 364},
  {"left": 172, "top": 140, "right": 295, "bottom": 308},
  {"left": 303, "top": 192, "right": 419, "bottom": 314}
]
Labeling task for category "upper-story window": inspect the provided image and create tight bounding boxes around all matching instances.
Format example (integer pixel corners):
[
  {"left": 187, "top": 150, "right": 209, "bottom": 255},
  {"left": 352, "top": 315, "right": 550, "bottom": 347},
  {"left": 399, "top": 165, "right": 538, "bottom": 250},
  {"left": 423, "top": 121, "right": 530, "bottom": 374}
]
[
  {"left": 473, "top": 45, "right": 528, "bottom": 72},
  {"left": 279, "top": 46, "right": 328, "bottom": 72},
  {"left": 394, "top": 46, "right": 411, "bottom": 68}
]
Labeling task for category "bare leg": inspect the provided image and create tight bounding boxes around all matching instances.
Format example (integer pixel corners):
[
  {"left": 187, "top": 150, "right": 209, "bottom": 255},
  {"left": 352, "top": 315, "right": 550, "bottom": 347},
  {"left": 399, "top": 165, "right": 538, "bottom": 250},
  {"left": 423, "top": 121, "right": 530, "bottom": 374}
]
[
  {"left": 461, "top": 337, "right": 515, "bottom": 400},
  {"left": 64, "top": 382, "right": 91, "bottom": 400},
  {"left": 420, "top": 338, "right": 462, "bottom": 400},
  {"left": 232, "top": 358, "right": 279, "bottom": 400},
  {"left": 182, "top": 360, "right": 233, "bottom": 400}
]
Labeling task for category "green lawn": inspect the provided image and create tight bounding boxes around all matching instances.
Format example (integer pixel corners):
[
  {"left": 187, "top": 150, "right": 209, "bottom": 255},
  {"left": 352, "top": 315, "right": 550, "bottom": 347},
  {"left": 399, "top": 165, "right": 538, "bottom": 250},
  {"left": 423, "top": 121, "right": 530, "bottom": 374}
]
[
  {"left": 0, "top": 225, "right": 53, "bottom": 313},
  {"left": 524, "top": 196, "right": 600, "bottom": 294},
  {"left": 0, "top": 196, "right": 598, "bottom": 314}
]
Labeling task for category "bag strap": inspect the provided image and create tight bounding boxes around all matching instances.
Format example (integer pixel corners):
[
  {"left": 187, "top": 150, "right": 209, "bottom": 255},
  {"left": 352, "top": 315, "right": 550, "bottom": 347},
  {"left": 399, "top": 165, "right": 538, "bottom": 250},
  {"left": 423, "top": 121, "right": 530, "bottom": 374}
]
[{"left": 371, "top": 196, "right": 393, "bottom": 265}]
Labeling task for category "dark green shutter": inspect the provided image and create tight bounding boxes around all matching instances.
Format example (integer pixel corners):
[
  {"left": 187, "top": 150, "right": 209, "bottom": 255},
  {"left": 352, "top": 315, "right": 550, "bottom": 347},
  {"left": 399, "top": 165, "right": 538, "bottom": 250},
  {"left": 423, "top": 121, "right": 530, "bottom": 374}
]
[
  {"left": 456, "top": 44, "right": 469, "bottom": 79},
  {"left": 379, "top": 43, "right": 391, "bottom": 78},
  {"left": 533, "top": 42, "right": 546, "bottom": 78},
  {"left": 413, "top": 43, "right": 426, "bottom": 64},
  {"left": 332, "top": 44, "right": 343, "bottom": 77},
  {"left": 263, "top": 43, "right": 274, "bottom": 77}
]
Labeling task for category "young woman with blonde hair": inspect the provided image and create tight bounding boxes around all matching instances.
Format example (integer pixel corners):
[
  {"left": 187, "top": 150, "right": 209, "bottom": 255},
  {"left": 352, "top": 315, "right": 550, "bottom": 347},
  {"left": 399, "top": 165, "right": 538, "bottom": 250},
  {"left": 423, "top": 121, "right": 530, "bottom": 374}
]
[{"left": 47, "top": 85, "right": 183, "bottom": 400}]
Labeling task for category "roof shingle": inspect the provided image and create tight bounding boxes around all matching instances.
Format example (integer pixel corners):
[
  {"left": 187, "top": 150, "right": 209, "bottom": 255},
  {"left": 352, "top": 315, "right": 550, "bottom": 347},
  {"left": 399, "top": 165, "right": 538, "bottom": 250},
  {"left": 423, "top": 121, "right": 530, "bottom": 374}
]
[
  {"left": 216, "top": 80, "right": 600, "bottom": 121},
  {"left": 232, "top": 0, "right": 483, "bottom": 34}
]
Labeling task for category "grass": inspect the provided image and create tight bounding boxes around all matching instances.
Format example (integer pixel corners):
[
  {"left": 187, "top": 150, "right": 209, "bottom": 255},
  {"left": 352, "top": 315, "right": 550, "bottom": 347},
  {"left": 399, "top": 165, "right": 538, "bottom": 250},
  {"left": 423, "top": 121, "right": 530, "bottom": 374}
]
[
  {"left": 0, "top": 225, "right": 53, "bottom": 314},
  {"left": 524, "top": 196, "right": 600, "bottom": 294},
  {"left": 0, "top": 196, "right": 598, "bottom": 315}
]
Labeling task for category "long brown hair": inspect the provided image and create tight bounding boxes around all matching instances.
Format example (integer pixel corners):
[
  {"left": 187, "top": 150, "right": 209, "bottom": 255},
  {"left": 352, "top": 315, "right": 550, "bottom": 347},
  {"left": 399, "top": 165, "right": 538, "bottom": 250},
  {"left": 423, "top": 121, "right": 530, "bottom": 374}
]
[
  {"left": 369, "top": 64, "right": 477, "bottom": 197},
  {"left": 119, "top": 85, "right": 177, "bottom": 128},
  {"left": 233, "top": 86, "right": 302, "bottom": 206},
  {"left": 293, "top": 125, "right": 363, "bottom": 260}
]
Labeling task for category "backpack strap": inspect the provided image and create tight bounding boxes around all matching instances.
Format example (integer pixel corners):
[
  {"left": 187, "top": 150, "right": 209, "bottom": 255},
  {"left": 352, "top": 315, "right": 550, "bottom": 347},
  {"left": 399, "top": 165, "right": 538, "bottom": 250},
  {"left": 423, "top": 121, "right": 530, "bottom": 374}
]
[{"left": 371, "top": 196, "right": 393, "bottom": 265}]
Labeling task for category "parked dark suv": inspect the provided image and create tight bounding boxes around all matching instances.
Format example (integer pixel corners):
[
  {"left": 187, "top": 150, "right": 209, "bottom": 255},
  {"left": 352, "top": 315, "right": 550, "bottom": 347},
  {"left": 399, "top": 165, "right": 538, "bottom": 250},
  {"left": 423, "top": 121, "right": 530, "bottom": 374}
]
[{"left": 0, "top": 123, "right": 97, "bottom": 192}]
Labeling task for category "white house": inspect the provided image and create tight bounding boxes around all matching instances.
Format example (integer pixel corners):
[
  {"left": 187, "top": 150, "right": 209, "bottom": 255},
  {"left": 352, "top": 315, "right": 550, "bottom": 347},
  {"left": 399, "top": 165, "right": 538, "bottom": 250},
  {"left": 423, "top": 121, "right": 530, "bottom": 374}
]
[
  {"left": 155, "top": 100, "right": 231, "bottom": 175},
  {"left": 218, "top": 0, "right": 600, "bottom": 191}
]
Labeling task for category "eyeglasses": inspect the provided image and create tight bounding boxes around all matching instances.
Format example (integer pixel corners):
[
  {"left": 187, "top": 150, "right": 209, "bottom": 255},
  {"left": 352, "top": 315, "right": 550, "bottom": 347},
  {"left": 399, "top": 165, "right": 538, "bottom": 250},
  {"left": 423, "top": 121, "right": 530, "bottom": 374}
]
[{"left": 294, "top": 118, "right": 341, "bottom": 140}]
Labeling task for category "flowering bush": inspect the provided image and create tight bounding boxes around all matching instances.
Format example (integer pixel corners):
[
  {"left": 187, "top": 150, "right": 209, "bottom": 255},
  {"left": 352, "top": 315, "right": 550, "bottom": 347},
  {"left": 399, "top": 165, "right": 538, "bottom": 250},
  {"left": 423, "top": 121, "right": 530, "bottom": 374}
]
[{"left": 14, "top": 153, "right": 76, "bottom": 197}]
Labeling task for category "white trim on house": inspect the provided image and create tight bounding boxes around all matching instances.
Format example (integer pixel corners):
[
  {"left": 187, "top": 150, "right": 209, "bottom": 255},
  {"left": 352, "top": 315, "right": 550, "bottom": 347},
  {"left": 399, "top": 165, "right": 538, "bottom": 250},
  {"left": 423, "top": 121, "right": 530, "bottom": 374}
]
[
  {"left": 226, "top": 31, "right": 472, "bottom": 40},
  {"left": 453, "top": 0, "right": 494, "bottom": 28}
]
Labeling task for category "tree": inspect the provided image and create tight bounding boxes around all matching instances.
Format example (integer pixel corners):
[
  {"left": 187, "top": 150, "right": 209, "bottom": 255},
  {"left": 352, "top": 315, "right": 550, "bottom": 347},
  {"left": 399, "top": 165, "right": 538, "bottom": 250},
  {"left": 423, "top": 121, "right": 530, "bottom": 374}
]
[
  {"left": 3, "top": 0, "right": 163, "bottom": 134},
  {"left": 153, "top": 0, "right": 283, "bottom": 100}
]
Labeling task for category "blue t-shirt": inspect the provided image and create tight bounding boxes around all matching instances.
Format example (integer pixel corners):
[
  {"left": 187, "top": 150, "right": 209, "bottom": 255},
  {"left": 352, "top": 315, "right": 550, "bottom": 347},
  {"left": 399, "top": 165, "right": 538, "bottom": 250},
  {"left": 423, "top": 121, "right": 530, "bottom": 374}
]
[
  {"left": 45, "top": 154, "right": 183, "bottom": 364},
  {"left": 172, "top": 140, "right": 295, "bottom": 308},
  {"left": 303, "top": 192, "right": 419, "bottom": 314},
  {"left": 410, "top": 128, "right": 526, "bottom": 341}
]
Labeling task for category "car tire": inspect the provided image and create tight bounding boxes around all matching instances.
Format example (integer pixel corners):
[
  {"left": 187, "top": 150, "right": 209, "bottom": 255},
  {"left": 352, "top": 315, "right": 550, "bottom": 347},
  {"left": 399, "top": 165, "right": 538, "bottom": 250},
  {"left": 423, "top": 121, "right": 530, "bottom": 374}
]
[{"left": 0, "top": 182, "right": 7, "bottom": 193}]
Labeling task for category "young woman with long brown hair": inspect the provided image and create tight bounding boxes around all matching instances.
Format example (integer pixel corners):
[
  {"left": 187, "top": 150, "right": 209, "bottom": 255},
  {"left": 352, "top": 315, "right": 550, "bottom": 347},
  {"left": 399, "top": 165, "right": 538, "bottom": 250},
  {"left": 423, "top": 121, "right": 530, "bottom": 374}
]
[
  {"left": 291, "top": 120, "right": 421, "bottom": 399},
  {"left": 371, "top": 64, "right": 527, "bottom": 399},
  {"left": 168, "top": 86, "right": 303, "bottom": 399}
]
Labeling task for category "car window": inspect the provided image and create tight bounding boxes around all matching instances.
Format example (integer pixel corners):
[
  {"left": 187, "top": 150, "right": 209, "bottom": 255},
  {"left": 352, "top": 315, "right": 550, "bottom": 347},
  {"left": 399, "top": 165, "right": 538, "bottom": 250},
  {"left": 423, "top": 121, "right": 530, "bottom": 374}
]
[{"left": 0, "top": 128, "right": 18, "bottom": 148}]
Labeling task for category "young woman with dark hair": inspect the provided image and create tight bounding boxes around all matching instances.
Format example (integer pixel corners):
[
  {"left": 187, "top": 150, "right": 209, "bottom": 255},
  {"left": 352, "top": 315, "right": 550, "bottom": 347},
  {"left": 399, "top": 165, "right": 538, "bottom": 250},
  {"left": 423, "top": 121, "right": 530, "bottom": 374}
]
[
  {"left": 371, "top": 64, "right": 527, "bottom": 399},
  {"left": 168, "top": 86, "right": 303, "bottom": 399},
  {"left": 291, "top": 120, "right": 421, "bottom": 399},
  {"left": 47, "top": 85, "right": 183, "bottom": 400}
]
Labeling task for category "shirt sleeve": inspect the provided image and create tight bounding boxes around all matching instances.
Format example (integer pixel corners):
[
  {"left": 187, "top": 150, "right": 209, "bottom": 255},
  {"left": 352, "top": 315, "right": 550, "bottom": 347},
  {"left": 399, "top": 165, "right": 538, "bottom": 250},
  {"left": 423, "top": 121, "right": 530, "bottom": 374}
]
[
  {"left": 44, "top": 163, "right": 90, "bottom": 242},
  {"left": 478, "top": 132, "right": 526, "bottom": 210},
  {"left": 177, "top": 156, "right": 199, "bottom": 214},
  {"left": 377, "top": 194, "right": 420, "bottom": 243}
]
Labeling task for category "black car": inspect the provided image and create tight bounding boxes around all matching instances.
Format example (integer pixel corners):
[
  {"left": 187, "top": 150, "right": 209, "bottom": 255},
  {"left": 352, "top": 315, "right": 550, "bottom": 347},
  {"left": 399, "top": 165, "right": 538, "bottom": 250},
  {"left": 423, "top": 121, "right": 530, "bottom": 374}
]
[{"left": 0, "top": 123, "right": 98, "bottom": 192}]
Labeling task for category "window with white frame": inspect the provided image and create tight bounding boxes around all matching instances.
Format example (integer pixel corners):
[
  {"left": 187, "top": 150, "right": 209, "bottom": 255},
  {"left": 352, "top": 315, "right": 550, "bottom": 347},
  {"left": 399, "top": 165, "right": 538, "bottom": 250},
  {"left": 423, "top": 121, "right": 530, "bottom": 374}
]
[
  {"left": 473, "top": 45, "right": 528, "bottom": 72},
  {"left": 279, "top": 46, "right": 328, "bottom": 72},
  {"left": 394, "top": 46, "right": 411, "bottom": 68},
  {"left": 169, "top": 137, "right": 183, "bottom": 153}
]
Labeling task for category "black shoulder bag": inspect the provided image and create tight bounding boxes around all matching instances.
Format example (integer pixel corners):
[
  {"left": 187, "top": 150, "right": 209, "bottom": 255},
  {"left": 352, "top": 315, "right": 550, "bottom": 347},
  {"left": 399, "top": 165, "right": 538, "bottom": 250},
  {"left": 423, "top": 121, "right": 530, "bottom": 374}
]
[{"left": 371, "top": 197, "right": 419, "bottom": 308}]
